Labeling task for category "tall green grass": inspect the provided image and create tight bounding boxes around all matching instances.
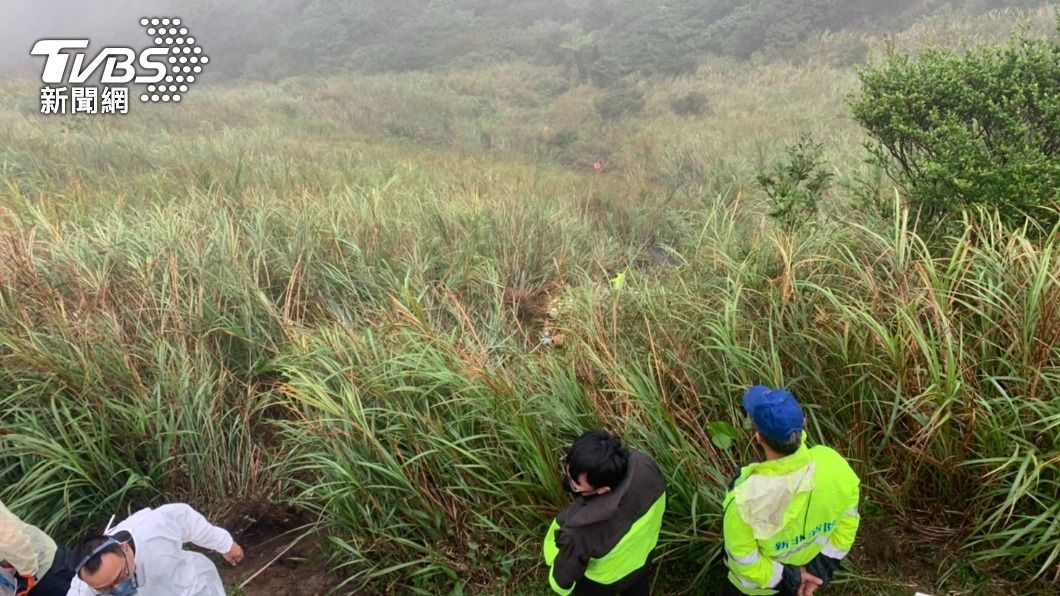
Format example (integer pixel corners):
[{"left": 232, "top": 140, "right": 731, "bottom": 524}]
[{"left": 2, "top": 6, "right": 1059, "bottom": 593}]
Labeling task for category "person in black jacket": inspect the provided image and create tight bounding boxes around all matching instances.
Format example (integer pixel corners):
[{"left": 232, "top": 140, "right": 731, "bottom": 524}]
[{"left": 543, "top": 429, "right": 668, "bottom": 595}]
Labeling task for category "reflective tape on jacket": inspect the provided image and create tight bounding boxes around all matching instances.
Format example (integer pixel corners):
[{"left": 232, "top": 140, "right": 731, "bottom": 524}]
[{"left": 722, "top": 442, "right": 860, "bottom": 595}]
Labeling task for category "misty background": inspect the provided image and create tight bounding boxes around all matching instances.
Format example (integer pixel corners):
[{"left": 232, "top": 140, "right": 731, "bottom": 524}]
[
  {"left": 1, "top": 0, "right": 1045, "bottom": 83},
  {"left": 2, "top": 2, "right": 1060, "bottom": 595}
]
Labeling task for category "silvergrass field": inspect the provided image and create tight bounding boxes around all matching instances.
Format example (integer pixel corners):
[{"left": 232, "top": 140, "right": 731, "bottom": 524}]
[{"left": 1, "top": 3, "right": 1059, "bottom": 595}]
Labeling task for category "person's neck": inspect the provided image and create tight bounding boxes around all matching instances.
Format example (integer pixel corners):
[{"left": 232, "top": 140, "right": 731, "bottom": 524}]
[{"left": 762, "top": 445, "right": 783, "bottom": 461}]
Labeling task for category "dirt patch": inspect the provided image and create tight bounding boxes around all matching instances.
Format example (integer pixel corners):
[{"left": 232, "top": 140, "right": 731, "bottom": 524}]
[
  {"left": 216, "top": 507, "right": 342, "bottom": 596},
  {"left": 847, "top": 517, "right": 928, "bottom": 593}
]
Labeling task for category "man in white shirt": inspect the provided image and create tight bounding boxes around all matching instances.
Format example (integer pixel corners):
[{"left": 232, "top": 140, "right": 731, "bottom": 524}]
[
  {"left": 66, "top": 504, "right": 244, "bottom": 596},
  {"left": 1, "top": 500, "right": 73, "bottom": 596}
]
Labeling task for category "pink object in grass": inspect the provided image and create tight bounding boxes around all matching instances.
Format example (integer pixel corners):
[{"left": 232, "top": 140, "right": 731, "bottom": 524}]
[{"left": 593, "top": 160, "right": 603, "bottom": 171}]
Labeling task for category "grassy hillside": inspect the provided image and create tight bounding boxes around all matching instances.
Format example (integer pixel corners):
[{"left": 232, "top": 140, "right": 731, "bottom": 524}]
[{"left": 2, "top": 4, "right": 1059, "bottom": 595}]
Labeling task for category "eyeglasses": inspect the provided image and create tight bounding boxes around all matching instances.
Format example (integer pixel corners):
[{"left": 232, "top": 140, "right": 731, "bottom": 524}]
[
  {"left": 78, "top": 540, "right": 137, "bottom": 596},
  {"left": 559, "top": 455, "right": 586, "bottom": 488},
  {"left": 558, "top": 454, "right": 572, "bottom": 481}
]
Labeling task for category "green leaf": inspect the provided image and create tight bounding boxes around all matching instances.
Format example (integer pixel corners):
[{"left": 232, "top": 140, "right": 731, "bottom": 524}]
[{"left": 707, "top": 421, "right": 739, "bottom": 450}]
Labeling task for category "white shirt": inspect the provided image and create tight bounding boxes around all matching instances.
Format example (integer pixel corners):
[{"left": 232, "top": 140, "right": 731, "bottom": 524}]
[
  {"left": 66, "top": 504, "right": 233, "bottom": 596},
  {"left": 0, "top": 500, "right": 57, "bottom": 578}
]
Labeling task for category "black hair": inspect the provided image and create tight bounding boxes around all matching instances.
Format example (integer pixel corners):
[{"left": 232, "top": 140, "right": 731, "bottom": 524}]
[
  {"left": 565, "top": 429, "right": 630, "bottom": 489},
  {"left": 758, "top": 429, "right": 802, "bottom": 456},
  {"left": 73, "top": 531, "right": 133, "bottom": 575}
]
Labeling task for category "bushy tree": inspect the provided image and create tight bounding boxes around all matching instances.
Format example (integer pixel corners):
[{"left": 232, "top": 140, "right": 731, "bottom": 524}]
[
  {"left": 850, "top": 22, "right": 1060, "bottom": 231},
  {"left": 589, "top": 1, "right": 714, "bottom": 80},
  {"left": 669, "top": 91, "right": 710, "bottom": 117},
  {"left": 383, "top": 6, "right": 479, "bottom": 71},
  {"left": 757, "top": 136, "right": 833, "bottom": 231},
  {"left": 278, "top": 0, "right": 377, "bottom": 69},
  {"left": 593, "top": 85, "right": 645, "bottom": 121},
  {"left": 701, "top": 0, "right": 916, "bottom": 58}
]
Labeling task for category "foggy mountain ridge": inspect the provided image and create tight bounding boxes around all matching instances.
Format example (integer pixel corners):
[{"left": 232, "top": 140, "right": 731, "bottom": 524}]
[{"left": 1, "top": 0, "right": 1049, "bottom": 81}]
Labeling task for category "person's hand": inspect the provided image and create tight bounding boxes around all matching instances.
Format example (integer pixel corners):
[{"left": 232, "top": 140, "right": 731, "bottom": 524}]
[
  {"left": 15, "top": 573, "right": 37, "bottom": 596},
  {"left": 223, "top": 542, "right": 245, "bottom": 566},
  {"left": 798, "top": 567, "right": 823, "bottom": 596}
]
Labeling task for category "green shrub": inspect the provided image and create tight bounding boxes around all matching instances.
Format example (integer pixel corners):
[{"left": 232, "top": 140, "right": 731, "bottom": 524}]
[
  {"left": 756, "top": 136, "right": 833, "bottom": 231},
  {"left": 669, "top": 91, "right": 711, "bottom": 117},
  {"left": 850, "top": 24, "right": 1060, "bottom": 232},
  {"left": 593, "top": 85, "right": 646, "bottom": 121},
  {"left": 545, "top": 130, "right": 578, "bottom": 148},
  {"left": 586, "top": 54, "right": 626, "bottom": 88}
]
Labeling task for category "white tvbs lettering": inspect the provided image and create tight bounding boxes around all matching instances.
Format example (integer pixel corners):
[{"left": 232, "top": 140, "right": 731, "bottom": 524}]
[{"left": 31, "top": 40, "right": 166, "bottom": 84}]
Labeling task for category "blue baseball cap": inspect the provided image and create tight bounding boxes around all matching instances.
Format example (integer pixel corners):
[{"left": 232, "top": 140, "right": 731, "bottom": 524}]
[{"left": 742, "top": 385, "right": 804, "bottom": 443}]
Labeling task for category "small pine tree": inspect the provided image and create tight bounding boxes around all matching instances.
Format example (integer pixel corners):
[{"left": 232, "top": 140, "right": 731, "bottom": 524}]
[{"left": 757, "top": 136, "right": 833, "bottom": 231}]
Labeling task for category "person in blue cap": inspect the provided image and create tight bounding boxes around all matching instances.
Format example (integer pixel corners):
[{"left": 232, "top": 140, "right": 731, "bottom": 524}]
[{"left": 720, "top": 386, "right": 860, "bottom": 596}]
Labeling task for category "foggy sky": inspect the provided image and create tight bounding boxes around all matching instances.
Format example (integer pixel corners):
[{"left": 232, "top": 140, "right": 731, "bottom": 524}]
[
  {"left": 1, "top": 1, "right": 192, "bottom": 76},
  {"left": 1, "top": 1, "right": 1050, "bottom": 81}
]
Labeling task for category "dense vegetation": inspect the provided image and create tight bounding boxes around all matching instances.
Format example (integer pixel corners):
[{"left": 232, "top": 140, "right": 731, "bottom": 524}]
[
  {"left": 1, "top": 2, "right": 1059, "bottom": 595},
  {"left": 852, "top": 25, "right": 1060, "bottom": 232},
  {"left": 175, "top": 0, "right": 1045, "bottom": 78}
]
